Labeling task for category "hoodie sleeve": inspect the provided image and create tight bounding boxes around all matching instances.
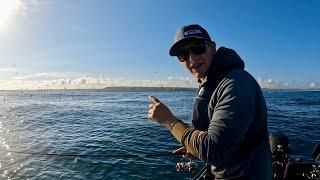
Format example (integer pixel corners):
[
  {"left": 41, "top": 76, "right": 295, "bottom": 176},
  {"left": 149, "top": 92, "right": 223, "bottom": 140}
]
[{"left": 170, "top": 73, "right": 257, "bottom": 166}]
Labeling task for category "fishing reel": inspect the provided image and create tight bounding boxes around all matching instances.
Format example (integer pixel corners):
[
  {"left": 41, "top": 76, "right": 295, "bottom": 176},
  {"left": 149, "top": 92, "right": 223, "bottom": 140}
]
[
  {"left": 272, "top": 144, "right": 290, "bottom": 179},
  {"left": 285, "top": 160, "right": 320, "bottom": 180},
  {"left": 270, "top": 132, "right": 320, "bottom": 180},
  {"left": 176, "top": 156, "right": 197, "bottom": 172}
]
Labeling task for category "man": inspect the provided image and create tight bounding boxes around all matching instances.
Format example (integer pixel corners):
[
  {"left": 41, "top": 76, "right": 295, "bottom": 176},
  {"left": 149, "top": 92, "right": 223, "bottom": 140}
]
[{"left": 147, "top": 24, "right": 272, "bottom": 179}]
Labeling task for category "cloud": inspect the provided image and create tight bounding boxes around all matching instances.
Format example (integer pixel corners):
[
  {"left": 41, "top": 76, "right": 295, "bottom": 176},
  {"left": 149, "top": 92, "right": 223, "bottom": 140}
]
[
  {"left": 0, "top": 72, "right": 318, "bottom": 90},
  {"left": 256, "top": 77, "right": 279, "bottom": 89},
  {"left": 0, "top": 72, "right": 198, "bottom": 90},
  {"left": 166, "top": 76, "right": 196, "bottom": 87},
  {"left": 309, "top": 82, "right": 319, "bottom": 89},
  {"left": 0, "top": 68, "right": 16, "bottom": 72},
  {"left": 256, "top": 76, "right": 319, "bottom": 89}
]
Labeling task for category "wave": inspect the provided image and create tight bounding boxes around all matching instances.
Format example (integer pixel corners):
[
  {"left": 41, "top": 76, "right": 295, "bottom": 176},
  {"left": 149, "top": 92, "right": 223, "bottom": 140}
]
[{"left": 291, "top": 98, "right": 320, "bottom": 105}]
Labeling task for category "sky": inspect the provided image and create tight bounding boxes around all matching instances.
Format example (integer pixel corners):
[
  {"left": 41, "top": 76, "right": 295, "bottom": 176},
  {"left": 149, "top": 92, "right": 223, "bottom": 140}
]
[{"left": 0, "top": 0, "right": 319, "bottom": 90}]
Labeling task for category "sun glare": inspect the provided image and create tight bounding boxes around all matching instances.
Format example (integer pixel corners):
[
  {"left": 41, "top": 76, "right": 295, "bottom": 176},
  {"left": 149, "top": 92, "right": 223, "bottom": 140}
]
[{"left": 0, "top": 0, "right": 21, "bottom": 31}]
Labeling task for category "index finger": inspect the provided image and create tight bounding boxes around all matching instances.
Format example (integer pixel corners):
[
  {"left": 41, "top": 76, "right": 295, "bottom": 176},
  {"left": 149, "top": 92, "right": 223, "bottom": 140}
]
[{"left": 148, "top": 96, "right": 161, "bottom": 104}]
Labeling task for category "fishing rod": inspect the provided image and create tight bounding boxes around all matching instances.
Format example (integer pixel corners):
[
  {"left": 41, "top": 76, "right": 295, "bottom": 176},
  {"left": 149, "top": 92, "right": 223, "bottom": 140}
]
[
  {"left": 0, "top": 149, "right": 184, "bottom": 158},
  {"left": 1, "top": 149, "right": 199, "bottom": 172}
]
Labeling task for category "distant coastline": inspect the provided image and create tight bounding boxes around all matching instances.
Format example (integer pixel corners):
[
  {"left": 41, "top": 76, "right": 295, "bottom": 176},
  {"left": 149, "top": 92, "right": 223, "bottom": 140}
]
[
  {"left": 102, "top": 86, "right": 197, "bottom": 92},
  {"left": 101, "top": 87, "right": 320, "bottom": 92},
  {"left": 261, "top": 88, "right": 320, "bottom": 92}
]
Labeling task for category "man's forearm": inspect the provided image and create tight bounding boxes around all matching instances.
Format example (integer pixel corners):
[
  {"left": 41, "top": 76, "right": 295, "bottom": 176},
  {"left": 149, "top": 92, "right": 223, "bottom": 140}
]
[{"left": 169, "top": 118, "right": 205, "bottom": 157}]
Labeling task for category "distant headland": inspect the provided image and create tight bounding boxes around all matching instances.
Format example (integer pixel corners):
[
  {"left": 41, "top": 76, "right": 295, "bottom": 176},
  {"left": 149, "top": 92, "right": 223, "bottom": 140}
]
[{"left": 102, "top": 86, "right": 197, "bottom": 92}]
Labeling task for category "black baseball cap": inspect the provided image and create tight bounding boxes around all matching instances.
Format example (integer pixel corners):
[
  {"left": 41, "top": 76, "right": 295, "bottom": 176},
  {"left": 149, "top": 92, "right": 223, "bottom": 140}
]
[{"left": 169, "top": 24, "right": 212, "bottom": 56}]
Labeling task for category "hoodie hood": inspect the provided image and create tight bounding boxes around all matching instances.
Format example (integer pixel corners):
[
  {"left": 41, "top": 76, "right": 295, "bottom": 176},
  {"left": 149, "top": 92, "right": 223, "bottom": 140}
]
[
  {"left": 193, "top": 47, "right": 246, "bottom": 130},
  {"left": 203, "top": 47, "right": 245, "bottom": 82}
]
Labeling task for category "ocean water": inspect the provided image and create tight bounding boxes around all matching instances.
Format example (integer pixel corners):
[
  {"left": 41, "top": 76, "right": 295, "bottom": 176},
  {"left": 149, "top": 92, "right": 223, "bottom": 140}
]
[{"left": 0, "top": 90, "right": 319, "bottom": 179}]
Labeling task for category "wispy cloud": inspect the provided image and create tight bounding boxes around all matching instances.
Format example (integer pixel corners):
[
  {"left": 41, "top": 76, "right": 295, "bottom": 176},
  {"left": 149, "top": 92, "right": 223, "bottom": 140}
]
[{"left": 12, "top": 72, "right": 83, "bottom": 80}]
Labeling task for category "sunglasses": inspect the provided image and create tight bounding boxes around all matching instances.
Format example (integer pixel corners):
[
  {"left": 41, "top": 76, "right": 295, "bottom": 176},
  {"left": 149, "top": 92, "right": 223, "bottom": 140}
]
[{"left": 177, "top": 43, "right": 207, "bottom": 62}]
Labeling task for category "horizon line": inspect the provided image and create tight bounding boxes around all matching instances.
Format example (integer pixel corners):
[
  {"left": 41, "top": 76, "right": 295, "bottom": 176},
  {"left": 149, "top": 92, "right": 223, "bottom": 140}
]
[{"left": 1, "top": 86, "right": 320, "bottom": 91}]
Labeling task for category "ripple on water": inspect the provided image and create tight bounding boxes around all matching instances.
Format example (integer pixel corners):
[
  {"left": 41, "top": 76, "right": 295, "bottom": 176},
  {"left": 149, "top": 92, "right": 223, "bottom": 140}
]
[{"left": 0, "top": 90, "right": 319, "bottom": 179}]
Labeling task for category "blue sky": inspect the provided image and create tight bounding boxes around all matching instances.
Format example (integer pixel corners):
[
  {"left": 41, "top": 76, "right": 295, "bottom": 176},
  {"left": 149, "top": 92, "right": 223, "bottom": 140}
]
[{"left": 0, "top": 0, "right": 319, "bottom": 89}]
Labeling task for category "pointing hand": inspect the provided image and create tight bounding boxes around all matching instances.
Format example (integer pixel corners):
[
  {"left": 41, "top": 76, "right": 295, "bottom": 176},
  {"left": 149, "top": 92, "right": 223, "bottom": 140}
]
[{"left": 147, "top": 96, "right": 175, "bottom": 129}]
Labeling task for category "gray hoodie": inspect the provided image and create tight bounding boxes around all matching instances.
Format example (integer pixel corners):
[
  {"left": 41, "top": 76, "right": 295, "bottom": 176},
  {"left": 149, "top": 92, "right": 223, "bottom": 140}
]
[{"left": 170, "top": 47, "right": 272, "bottom": 179}]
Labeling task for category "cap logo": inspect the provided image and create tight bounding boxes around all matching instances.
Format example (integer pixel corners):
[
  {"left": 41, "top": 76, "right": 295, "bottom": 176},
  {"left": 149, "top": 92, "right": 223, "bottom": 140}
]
[{"left": 183, "top": 29, "right": 202, "bottom": 37}]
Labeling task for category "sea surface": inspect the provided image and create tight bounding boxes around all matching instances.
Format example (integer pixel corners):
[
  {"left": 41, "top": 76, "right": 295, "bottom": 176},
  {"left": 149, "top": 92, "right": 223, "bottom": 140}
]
[{"left": 0, "top": 90, "right": 319, "bottom": 179}]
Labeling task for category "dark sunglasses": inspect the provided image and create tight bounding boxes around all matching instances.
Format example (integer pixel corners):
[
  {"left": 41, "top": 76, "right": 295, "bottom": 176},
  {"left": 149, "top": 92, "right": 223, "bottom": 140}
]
[{"left": 177, "top": 43, "right": 207, "bottom": 62}]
